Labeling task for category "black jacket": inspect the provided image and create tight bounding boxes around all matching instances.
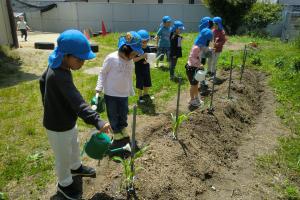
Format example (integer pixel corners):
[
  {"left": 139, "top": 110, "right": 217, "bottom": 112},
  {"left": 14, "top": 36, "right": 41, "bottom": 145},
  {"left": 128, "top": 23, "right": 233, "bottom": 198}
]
[
  {"left": 39, "top": 67, "right": 105, "bottom": 132},
  {"left": 170, "top": 32, "right": 183, "bottom": 58}
]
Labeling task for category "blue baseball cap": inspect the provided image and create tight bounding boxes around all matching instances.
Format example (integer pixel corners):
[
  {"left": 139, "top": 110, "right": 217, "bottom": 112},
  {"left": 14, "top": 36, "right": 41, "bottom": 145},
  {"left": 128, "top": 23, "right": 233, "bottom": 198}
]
[
  {"left": 194, "top": 28, "right": 213, "bottom": 47},
  {"left": 137, "top": 29, "right": 150, "bottom": 41},
  {"left": 162, "top": 16, "right": 172, "bottom": 23},
  {"left": 199, "top": 16, "right": 212, "bottom": 32},
  {"left": 118, "top": 31, "right": 144, "bottom": 55},
  {"left": 48, "top": 29, "right": 95, "bottom": 69},
  {"left": 171, "top": 20, "right": 185, "bottom": 32},
  {"left": 213, "top": 16, "right": 223, "bottom": 30}
]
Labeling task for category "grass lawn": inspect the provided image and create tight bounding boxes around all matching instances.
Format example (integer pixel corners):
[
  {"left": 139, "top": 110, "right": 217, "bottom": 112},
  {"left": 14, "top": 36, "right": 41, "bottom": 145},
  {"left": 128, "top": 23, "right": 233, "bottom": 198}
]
[{"left": 0, "top": 33, "right": 299, "bottom": 199}]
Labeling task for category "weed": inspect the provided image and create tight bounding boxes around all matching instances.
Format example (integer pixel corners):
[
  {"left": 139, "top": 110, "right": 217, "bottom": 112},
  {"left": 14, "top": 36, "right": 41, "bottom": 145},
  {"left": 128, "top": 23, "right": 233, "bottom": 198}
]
[{"left": 274, "top": 57, "right": 285, "bottom": 68}]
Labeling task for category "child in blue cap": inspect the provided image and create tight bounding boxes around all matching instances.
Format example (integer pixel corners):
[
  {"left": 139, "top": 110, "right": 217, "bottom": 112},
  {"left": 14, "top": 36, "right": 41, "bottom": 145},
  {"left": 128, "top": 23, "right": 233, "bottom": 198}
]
[
  {"left": 198, "top": 17, "right": 214, "bottom": 65},
  {"left": 95, "top": 31, "right": 143, "bottom": 156},
  {"left": 207, "top": 17, "right": 227, "bottom": 77},
  {"left": 39, "top": 29, "right": 111, "bottom": 200},
  {"left": 169, "top": 20, "right": 185, "bottom": 80},
  {"left": 186, "top": 28, "right": 213, "bottom": 108},
  {"left": 195, "top": 17, "right": 214, "bottom": 95},
  {"left": 133, "top": 29, "right": 153, "bottom": 104},
  {"left": 156, "top": 16, "right": 172, "bottom": 67}
]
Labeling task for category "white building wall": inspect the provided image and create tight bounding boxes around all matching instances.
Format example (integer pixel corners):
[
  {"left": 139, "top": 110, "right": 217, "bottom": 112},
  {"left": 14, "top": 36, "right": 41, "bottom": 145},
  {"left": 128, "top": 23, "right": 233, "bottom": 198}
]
[
  {"left": 26, "top": 2, "right": 211, "bottom": 33},
  {"left": 279, "top": 0, "right": 300, "bottom": 5}
]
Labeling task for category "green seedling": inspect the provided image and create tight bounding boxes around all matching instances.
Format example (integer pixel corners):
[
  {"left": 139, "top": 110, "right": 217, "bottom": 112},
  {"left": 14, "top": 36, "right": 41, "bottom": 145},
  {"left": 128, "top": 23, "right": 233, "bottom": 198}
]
[
  {"left": 171, "top": 112, "right": 194, "bottom": 140},
  {"left": 27, "top": 152, "right": 43, "bottom": 163},
  {"left": 112, "top": 146, "right": 148, "bottom": 193}
]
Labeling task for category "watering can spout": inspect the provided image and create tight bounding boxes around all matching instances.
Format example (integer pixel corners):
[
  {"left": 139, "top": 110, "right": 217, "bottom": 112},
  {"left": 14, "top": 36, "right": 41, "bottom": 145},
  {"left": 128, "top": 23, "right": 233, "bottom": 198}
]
[{"left": 110, "top": 143, "right": 131, "bottom": 153}]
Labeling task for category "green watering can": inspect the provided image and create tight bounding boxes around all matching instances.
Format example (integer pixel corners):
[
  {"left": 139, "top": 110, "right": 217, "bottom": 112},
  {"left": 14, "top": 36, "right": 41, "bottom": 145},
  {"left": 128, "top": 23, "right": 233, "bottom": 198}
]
[
  {"left": 84, "top": 131, "right": 131, "bottom": 160},
  {"left": 91, "top": 93, "right": 105, "bottom": 113}
]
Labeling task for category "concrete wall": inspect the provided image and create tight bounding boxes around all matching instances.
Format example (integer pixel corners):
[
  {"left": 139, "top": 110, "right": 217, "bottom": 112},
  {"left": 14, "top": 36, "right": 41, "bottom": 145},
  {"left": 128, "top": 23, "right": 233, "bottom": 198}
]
[
  {"left": 279, "top": 0, "right": 300, "bottom": 5},
  {"left": 25, "top": 2, "right": 211, "bottom": 33},
  {"left": 0, "top": 0, "right": 14, "bottom": 46},
  {"left": 281, "top": 10, "right": 300, "bottom": 40}
]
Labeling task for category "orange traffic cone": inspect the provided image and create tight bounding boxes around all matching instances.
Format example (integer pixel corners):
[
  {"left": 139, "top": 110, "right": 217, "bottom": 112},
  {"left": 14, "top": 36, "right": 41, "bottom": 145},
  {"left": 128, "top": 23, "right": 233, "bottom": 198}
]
[
  {"left": 101, "top": 20, "right": 107, "bottom": 36},
  {"left": 84, "top": 29, "right": 90, "bottom": 40}
]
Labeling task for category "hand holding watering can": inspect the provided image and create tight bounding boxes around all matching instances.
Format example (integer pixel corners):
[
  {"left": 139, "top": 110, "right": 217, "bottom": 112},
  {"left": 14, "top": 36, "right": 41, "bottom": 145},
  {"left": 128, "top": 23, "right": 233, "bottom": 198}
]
[{"left": 99, "top": 122, "right": 112, "bottom": 134}]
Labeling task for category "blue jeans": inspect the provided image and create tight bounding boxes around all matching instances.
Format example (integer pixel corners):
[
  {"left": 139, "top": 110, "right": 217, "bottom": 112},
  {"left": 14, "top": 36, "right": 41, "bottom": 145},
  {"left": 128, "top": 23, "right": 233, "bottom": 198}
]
[
  {"left": 157, "top": 47, "right": 170, "bottom": 63},
  {"left": 169, "top": 57, "right": 178, "bottom": 78},
  {"left": 104, "top": 95, "right": 128, "bottom": 133}
]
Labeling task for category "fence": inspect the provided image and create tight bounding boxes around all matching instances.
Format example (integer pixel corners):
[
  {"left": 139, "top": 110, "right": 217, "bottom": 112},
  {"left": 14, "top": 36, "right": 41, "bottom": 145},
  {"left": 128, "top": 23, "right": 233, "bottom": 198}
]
[{"left": 281, "top": 5, "right": 300, "bottom": 41}]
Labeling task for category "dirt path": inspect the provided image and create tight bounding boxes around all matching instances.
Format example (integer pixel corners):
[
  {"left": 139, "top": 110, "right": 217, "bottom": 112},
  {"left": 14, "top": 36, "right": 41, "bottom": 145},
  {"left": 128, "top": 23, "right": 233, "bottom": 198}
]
[
  {"left": 42, "top": 69, "right": 289, "bottom": 200},
  {"left": 201, "top": 76, "right": 289, "bottom": 200},
  {"left": 17, "top": 31, "right": 59, "bottom": 49}
]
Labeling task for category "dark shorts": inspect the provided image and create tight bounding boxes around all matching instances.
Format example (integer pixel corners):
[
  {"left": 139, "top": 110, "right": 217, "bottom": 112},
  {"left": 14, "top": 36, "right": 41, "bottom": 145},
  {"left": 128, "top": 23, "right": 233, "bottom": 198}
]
[
  {"left": 135, "top": 64, "right": 152, "bottom": 90},
  {"left": 185, "top": 64, "right": 199, "bottom": 86}
]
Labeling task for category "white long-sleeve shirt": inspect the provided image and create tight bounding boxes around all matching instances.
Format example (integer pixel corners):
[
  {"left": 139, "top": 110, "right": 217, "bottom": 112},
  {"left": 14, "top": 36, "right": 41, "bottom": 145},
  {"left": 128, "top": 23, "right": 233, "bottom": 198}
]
[
  {"left": 95, "top": 51, "right": 135, "bottom": 97},
  {"left": 17, "top": 21, "right": 27, "bottom": 30}
]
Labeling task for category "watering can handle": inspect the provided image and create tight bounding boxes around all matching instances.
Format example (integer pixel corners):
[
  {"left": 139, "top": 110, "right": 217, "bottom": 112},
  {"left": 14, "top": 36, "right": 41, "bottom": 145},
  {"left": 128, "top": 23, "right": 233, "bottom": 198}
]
[{"left": 156, "top": 54, "right": 164, "bottom": 61}]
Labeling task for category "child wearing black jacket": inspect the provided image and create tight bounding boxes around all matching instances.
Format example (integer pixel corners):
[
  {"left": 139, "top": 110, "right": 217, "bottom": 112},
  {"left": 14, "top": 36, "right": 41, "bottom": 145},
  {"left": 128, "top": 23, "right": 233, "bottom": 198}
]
[
  {"left": 40, "top": 29, "right": 111, "bottom": 200},
  {"left": 169, "top": 20, "right": 185, "bottom": 80}
]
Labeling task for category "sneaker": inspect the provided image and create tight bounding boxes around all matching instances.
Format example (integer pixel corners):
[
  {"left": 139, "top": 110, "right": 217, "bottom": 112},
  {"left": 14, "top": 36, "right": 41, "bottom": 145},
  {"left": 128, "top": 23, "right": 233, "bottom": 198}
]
[
  {"left": 200, "top": 81, "right": 209, "bottom": 90},
  {"left": 137, "top": 96, "right": 145, "bottom": 104},
  {"left": 200, "top": 89, "right": 211, "bottom": 97},
  {"left": 206, "top": 71, "right": 212, "bottom": 77},
  {"left": 190, "top": 99, "right": 201, "bottom": 107},
  {"left": 143, "top": 94, "right": 154, "bottom": 103},
  {"left": 71, "top": 165, "right": 96, "bottom": 178},
  {"left": 199, "top": 81, "right": 209, "bottom": 94},
  {"left": 210, "top": 76, "right": 225, "bottom": 85},
  {"left": 57, "top": 181, "right": 82, "bottom": 200},
  {"left": 195, "top": 97, "right": 204, "bottom": 106}
]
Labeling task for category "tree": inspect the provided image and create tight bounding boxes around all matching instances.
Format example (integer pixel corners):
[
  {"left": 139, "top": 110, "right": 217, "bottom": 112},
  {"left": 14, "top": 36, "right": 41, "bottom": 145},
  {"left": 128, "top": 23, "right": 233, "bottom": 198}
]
[
  {"left": 243, "top": 2, "right": 283, "bottom": 32},
  {"left": 204, "top": 0, "right": 256, "bottom": 34}
]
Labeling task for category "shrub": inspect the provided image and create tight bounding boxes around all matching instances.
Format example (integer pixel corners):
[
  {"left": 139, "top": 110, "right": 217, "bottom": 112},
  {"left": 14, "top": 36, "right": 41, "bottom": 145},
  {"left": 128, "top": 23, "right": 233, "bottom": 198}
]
[
  {"left": 243, "top": 2, "right": 283, "bottom": 32},
  {"left": 203, "top": 0, "right": 255, "bottom": 34}
]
